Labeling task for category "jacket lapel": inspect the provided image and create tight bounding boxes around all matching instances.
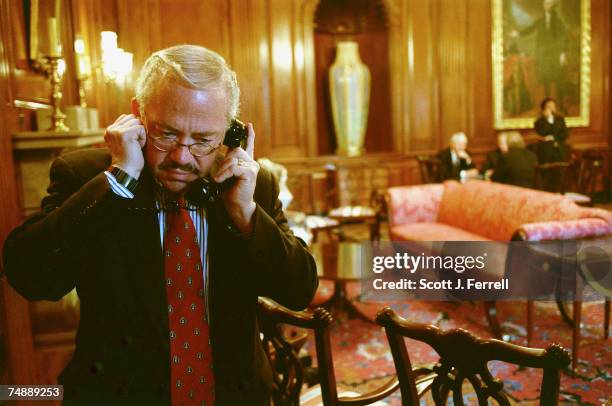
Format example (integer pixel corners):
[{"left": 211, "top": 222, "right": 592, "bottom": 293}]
[{"left": 119, "top": 169, "right": 168, "bottom": 333}]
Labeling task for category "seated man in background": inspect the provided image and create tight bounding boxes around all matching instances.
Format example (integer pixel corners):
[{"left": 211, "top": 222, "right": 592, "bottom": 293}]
[
  {"left": 438, "top": 132, "right": 479, "bottom": 181},
  {"left": 481, "top": 132, "right": 509, "bottom": 180},
  {"left": 491, "top": 131, "right": 538, "bottom": 188},
  {"left": 3, "top": 44, "right": 317, "bottom": 405}
]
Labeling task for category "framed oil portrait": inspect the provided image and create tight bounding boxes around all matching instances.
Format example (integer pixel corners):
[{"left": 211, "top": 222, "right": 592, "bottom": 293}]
[{"left": 492, "top": 0, "right": 591, "bottom": 129}]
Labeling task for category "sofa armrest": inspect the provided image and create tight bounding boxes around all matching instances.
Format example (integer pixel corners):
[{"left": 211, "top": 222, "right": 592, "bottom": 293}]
[
  {"left": 386, "top": 184, "right": 444, "bottom": 227},
  {"left": 517, "top": 218, "right": 612, "bottom": 241}
]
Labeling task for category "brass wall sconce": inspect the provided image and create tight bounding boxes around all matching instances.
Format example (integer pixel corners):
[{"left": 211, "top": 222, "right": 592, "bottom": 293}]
[{"left": 100, "top": 31, "right": 133, "bottom": 85}]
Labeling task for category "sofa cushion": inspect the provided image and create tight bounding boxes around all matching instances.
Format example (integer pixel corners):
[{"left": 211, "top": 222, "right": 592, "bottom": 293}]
[
  {"left": 387, "top": 184, "right": 444, "bottom": 227},
  {"left": 390, "top": 222, "right": 491, "bottom": 242},
  {"left": 437, "top": 180, "right": 600, "bottom": 241}
]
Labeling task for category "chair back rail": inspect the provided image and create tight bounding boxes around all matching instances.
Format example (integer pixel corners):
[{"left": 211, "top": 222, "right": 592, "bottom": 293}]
[
  {"left": 258, "top": 297, "right": 400, "bottom": 405},
  {"left": 417, "top": 155, "right": 442, "bottom": 184},
  {"left": 535, "top": 161, "right": 572, "bottom": 194},
  {"left": 376, "top": 307, "right": 570, "bottom": 406},
  {"left": 573, "top": 150, "right": 606, "bottom": 196}
]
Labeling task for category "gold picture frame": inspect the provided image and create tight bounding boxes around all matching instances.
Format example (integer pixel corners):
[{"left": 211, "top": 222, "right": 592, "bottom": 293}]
[{"left": 492, "top": 0, "right": 591, "bottom": 129}]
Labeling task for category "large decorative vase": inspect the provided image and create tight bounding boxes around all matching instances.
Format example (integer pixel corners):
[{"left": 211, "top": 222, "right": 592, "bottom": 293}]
[{"left": 329, "top": 41, "right": 371, "bottom": 157}]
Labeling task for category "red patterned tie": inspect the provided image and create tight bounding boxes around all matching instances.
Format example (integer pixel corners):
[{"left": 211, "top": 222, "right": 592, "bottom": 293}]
[{"left": 164, "top": 201, "right": 215, "bottom": 405}]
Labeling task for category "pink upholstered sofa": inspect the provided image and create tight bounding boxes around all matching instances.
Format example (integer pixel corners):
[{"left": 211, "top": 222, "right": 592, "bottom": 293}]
[
  {"left": 385, "top": 180, "right": 612, "bottom": 350},
  {"left": 386, "top": 180, "right": 612, "bottom": 243}
]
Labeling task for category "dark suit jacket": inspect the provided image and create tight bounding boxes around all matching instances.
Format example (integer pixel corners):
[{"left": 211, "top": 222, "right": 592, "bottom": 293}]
[
  {"left": 2, "top": 148, "right": 318, "bottom": 405},
  {"left": 534, "top": 115, "right": 569, "bottom": 162},
  {"left": 491, "top": 147, "right": 538, "bottom": 189},
  {"left": 437, "top": 147, "right": 475, "bottom": 181},
  {"left": 481, "top": 149, "right": 504, "bottom": 174}
]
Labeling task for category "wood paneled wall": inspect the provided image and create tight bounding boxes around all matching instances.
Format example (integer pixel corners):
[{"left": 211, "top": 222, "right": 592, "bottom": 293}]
[{"left": 2, "top": 0, "right": 610, "bottom": 157}]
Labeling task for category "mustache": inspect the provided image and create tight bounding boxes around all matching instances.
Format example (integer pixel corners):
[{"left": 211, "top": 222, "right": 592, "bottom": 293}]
[{"left": 158, "top": 161, "right": 198, "bottom": 174}]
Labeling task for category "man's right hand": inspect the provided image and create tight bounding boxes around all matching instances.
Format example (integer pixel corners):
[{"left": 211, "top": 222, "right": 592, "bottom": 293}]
[
  {"left": 104, "top": 114, "right": 147, "bottom": 179},
  {"left": 457, "top": 150, "right": 471, "bottom": 163},
  {"left": 544, "top": 110, "right": 553, "bottom": 120}
]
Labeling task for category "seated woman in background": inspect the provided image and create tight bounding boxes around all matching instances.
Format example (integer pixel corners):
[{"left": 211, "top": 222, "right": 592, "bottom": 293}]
[
  {"left": 534, "top": 97, "right": 569, "bottom": 163},
  {"left": 482, "top": 132, "right": 509, "bottom": 180},
  {"left": 491, "top": 131, "right": 538, "bottom": 188}
]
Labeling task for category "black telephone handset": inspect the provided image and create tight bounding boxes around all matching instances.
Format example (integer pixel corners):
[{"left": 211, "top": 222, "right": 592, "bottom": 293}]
[{"left": 184, "top": 119, "right": 248, "bottom": 207}]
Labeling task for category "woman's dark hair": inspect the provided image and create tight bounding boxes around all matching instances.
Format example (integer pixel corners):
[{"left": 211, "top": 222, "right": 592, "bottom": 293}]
[{"left": 540, "top": 97, "right": 556, "bottom": 110}]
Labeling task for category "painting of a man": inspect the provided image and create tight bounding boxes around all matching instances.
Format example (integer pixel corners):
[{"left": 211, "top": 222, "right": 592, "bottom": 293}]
[
  {"left": 510, "top": 0, "right": 568, "bottom": 112},
  {"left": 493, "top": 0, "right": 589, "bottom": 129}
]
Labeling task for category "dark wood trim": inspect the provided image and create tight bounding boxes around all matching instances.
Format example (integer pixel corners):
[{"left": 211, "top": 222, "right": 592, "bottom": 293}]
[{"left": 0, "top": 0, "right": 38, "bottom": 385}]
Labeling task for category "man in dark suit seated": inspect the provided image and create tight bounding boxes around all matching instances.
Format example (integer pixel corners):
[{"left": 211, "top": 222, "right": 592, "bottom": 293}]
[
  {"left": 491, "top": 131, "right": 538, "bottom": 188},
  {"left": 438, "top": 132, "right": 478, "bottom": 181},
  {"left": 3, "top": 45, "right": 318, "bottom": 405},
  {"left": 481, "top": 132, "right": 509, "bottom": 180}
]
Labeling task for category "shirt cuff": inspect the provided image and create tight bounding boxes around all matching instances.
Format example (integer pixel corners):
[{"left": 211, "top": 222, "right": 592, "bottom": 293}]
[{"left": 104, "top": 170, "right": 135, "bottom": 199}]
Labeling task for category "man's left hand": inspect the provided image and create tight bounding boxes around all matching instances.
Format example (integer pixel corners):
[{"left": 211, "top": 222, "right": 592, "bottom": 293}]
[{"left": 214, "top": 123, "right": 259, "bottom": 234}]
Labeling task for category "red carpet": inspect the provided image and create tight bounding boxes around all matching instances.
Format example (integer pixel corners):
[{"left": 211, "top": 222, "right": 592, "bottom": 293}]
[{"left": 301, "top": 299, "right": 611, "bottom": 405}]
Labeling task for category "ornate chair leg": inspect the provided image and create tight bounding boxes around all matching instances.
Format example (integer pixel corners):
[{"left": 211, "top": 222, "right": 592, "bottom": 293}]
[
  {"left": 572, "top": 300, "right": 582, "bottom": 371},
  {"left": 484, "top": 301, "right": 502, "bottom": 339},
  {"left": 527, "top": 300, "right": 534, "bottom": 346},
  {"left": 555, "top": 279, "right": 574, "bottom": 328},
  {"left": 604, "top": 298, "right": 610, "bottom": 340}
]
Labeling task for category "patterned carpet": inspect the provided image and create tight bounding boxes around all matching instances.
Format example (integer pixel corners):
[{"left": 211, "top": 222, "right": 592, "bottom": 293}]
[
  {"left": 300, "top": 299, "right": 610, "bottom": 405},
  {"left": 299, "top": 220, "right": 611, "bottom": 405}
]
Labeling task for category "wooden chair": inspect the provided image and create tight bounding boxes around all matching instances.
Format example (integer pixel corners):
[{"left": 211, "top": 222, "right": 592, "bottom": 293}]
[
  {"left": 325, "top": 164, "right": 387, "bottom": 241},
  {"left": 534, "top": 161, "right": 597, "bottom": 207},
  {"left": 416, "top": 155, "right": 442, "bottom": 184},
  {"left": 571, "top": 149, "right": 606, "bottom": 205},
  {"left": 285, "top": 167, "right": 342, "bottom": 243},
  {"left": 534, "top": 162, "right": 571, "bottom": 194},
  {"left": 258, "top": 297, "right": 401, "bottom": 405},
  {"left": 376, "top": 307, "right": 571, "bottom": 406}
]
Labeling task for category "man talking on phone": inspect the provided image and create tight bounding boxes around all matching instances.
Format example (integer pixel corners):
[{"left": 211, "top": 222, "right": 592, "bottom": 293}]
[{"left": 3, "top": 44, "right": 318, "bottom": 405}]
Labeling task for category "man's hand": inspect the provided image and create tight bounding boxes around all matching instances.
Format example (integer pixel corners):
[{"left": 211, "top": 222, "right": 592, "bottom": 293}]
[
  {"left": 214, "top": 123, "right": 259, "bottom": 234},
  {"left": 544, "top": 108, "right": 554, "bottom": 120},
  {"left": 457, "top": 150, "right": 472, "bottom": 164},
  {"left": 105, "top": 114, "right": 146, "bottom": 179}
]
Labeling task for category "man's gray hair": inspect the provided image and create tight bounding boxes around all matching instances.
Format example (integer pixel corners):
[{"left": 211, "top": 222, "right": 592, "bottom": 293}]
[
  {"left": 135, "top": 44, "right": 240, "bottom": 122},
  {"left": 450, "top": 132, "right": 468, "bottom": 145}
]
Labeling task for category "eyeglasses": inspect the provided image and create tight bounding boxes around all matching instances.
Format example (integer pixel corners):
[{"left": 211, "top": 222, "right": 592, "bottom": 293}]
[
  {"left": 148, "top": 134, "right": 221, "bottom": 157},
  {"left": 143, "top": 115, "right": 222, "bottom": 157}
]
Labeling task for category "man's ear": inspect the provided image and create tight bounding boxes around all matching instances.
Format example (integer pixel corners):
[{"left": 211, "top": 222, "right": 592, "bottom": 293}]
[{"left": 131, "top": 98, "right": 140, "bottom": 117}]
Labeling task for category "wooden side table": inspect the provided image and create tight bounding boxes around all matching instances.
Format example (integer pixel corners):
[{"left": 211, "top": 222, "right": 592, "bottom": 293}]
[
  {"left": 311, "top": 242, "right": 371, "bottom": 322},
  {"left": 328, "top": 205, "right": 379, "bottom": 241},
  {"left": 525, "top": 238, "right": 611, "bottom": 371}
]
